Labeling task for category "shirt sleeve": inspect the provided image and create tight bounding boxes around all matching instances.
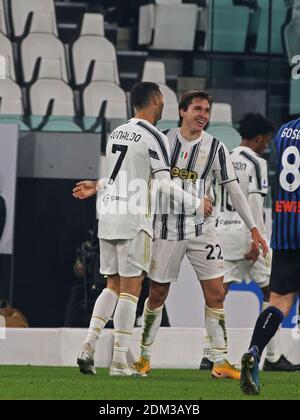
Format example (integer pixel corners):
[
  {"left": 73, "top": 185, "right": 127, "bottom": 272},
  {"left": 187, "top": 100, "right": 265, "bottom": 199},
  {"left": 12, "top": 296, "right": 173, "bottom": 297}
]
[
  {"left": 212, "top": 142, "right": 237, "bottom": 185},
  {"left": 148, "top": 131, "right": 171, "bottom": 176},
  {"left": 248, "top": 158, "right": 269, "bottom": 196}
]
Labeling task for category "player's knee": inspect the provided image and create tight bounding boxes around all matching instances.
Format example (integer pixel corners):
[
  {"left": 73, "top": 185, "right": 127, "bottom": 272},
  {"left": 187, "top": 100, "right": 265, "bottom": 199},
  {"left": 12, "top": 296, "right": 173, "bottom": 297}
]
[
  {"left": 148, "top": 283, "right": 169, "bottom": 308},
  {"left": 206, "top": 289, "right": 225, "bottom": 307}
]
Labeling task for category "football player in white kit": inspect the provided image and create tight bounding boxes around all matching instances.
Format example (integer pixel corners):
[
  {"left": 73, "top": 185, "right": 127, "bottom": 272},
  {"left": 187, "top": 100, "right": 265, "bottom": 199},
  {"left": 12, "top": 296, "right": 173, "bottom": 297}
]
[
  {"left": 73, "top": 83, "right": 211, "bottom": 376},
  {"left": 201, "top": 113, "right": 300, "bottom": 372},
  {"left": 134, "top": 91, "right": 268, "bottom": 379}
]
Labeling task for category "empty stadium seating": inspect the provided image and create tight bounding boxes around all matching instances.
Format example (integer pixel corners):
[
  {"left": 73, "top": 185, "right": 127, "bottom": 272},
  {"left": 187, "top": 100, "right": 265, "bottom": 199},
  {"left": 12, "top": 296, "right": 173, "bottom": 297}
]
[
  {"left": 9, "top": 0, "right": 58, "bottom": 38},
  {"left": 70, "top": 13, "right": 119, "bottom": 86},
  {"left": 138, "top": 0, "right": 198, "bottom": 51}
]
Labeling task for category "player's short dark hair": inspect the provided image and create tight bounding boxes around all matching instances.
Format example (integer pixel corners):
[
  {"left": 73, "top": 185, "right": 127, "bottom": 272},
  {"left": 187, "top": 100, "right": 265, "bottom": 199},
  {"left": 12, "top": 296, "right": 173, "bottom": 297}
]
[
  {"left": 131, "top": 82, "right": 162, "bottom": 110},
  {"left": 179, "top": 90, "right": 213, "bottom": 113},
  {"left": 238, "top": 113, "right": 275, "bottom": 140}
]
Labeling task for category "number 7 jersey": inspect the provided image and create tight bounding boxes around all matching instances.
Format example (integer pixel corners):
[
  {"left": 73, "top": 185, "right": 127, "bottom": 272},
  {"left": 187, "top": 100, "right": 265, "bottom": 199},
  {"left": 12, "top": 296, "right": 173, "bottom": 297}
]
[
  {"left": 98, "top": 118, "right": 170, "bottom": 240},
  {"left": 272, "top": 117, "right": 300, "bottom": 250}
]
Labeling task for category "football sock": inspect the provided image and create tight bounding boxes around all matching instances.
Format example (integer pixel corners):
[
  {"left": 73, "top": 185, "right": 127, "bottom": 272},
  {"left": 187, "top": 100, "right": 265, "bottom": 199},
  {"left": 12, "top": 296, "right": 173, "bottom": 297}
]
[
  {"left": 85, "top": 288, "right": 118, "bottom": 351},
  {"left": 202, "top": 333, "right": 212, "bottom": 361},
  {"left": 205, "top": 305, "right": 228, "bottom": 365},
  {"left": 262, "top": 302, "right": 281, "bottom": 363},
  {"left": 249, "top": 306, "right": 284, "bottom": 362},
  {"left": 140, "top": 298, "right": 163, "bottom": 361},
  {"left": 112, "top": 293, "right": 138, "bottom": 366}
]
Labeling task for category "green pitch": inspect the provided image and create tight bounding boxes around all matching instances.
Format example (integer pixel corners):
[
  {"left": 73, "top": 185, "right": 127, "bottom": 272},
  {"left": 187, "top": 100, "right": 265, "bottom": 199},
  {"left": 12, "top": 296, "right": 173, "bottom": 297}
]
[{"left": 0, "top": 366, "right": 299, "bottom": 400}]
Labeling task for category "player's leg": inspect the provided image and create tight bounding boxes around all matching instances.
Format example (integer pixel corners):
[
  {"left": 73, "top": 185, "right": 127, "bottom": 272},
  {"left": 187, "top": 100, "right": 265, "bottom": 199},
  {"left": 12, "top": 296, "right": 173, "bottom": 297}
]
[
  {"left": 134, "top": 280, "right": 170, "bottom": 374},
  {"left": 110, "top": 231, "right": 152, "bottom": 376},
  {"left": 187, "top": 236, "right": 240, "bottom": 379},
  {"left": 200, "top": 278, "right": 240, "bottom": 380},
  {"left": 241, "top": 291, "right": 295, "bottom": 395},
  {"left": 110, "top": 274, "right": 145, "bottom": 376},
  {"left": 252, "top": 255, "right": 300, "bottom": 371},
  {"left": 200, "top": 260, "right": 235, "bottom": 371},
  {"left": 134, "top": 239, "right": 185, "bottom": 374},
  {"left": 77, "top": 239, "right": 120, "bottom": 374},
  {"left": 241, "top": 250, "right": 300, "bottom": 394}
]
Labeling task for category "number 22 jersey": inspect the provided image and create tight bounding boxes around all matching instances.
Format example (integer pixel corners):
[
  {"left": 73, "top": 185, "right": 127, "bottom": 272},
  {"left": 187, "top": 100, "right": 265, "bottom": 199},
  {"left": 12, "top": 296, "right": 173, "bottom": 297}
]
[{"left": 272, "top": 117, "right": 300, "bottom": 250}]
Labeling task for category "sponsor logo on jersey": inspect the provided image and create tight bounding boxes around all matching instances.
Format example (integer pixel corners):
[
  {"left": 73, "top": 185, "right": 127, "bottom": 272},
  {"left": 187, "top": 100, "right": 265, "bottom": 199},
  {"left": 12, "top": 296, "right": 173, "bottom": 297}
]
[
  {"left": 171, "top": 166, "right": 198, "bottom": 182},
  {"left": 275, "top": 200, "right": 300, "bottom": 213}
]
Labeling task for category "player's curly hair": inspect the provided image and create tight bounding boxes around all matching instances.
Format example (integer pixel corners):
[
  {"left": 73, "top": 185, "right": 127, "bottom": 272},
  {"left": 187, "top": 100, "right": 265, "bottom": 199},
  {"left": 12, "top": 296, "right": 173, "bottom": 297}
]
[{"left": 238, "top": 113, "right": 275, "bottom": 140}]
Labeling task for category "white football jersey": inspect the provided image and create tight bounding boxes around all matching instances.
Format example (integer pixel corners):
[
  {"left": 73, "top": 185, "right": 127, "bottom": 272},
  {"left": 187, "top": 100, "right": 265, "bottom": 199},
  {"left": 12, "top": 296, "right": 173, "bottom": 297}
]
[
  {"left": 154, "top": 128, "right": 237, "bottom": 240},
  {"left": 98, "top": 118, "right": 170, "bottom": 240},
  {"left": 216, "top": 146, "right": 269, "bottom": 260}
]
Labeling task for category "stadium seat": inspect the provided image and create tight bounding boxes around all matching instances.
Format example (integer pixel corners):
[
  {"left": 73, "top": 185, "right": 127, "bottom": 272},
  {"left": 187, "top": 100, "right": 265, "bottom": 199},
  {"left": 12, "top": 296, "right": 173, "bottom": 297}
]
[
  {"left": 0, "top": 0, "right": 8, "bottom": 35},
  {"left": 20, "top": 15, "right": 68, "bottom": 83},
  {"left": 0, "top": 78, "right": 23, "bottom": 114},
  {"left": 28, "top": 56, "right": 76, "bottom": 130},
  {"left": 248, "top": 0, "right": 287, "bottom": 54},
  {"left": 196, "top": 0, "right": 209, "bottom": 50},
  {"left": 0, "top": 53, "right": 5, "bottom": 78},
  {"left": 211, "top": 0, "right": 249, "bottom": 52},
  {"left": 210, "top": 103, "right": 232, "bottom": 125},
  {"left": 83, "top": 82, "right": 127, "bottom": 120},
  {"left": 271, "top": 1, "right": 287, "bottom": 54},
  {"left": 207, "top": 124, "right": 242, "bottom": 151},
  {"left": 8, "top": 0, "right": 58, "bottom": 38},
  {"left": 70, "top": 13, "right": 119, "bottom": 86},
  {"left": 142, "top": 61, "right": 178, "bottom": 122},
  {"left": 0, "top": 33, "right": 16, "bottom": 80},
  {"left": 283, "top": 18, "right": 300, "bottom": 65},
  {"left": 292, "top": 0, "right": 300, "bottom": 20},
  {"left": 138, "top": 0, "right": 198, "bottom": 50}
]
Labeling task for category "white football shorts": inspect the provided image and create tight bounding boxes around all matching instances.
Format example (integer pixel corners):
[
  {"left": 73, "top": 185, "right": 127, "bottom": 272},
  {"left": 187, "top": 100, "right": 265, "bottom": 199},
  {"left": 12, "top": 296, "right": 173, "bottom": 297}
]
[
  {"left": 223, "top": 251, "right": 272, "bottom": 288},
  {"left": 149, "top": 228, "right": 224, "bottom": 283},
  {"left": 100, "top": 230, "right": 153, "bottom": 277}
]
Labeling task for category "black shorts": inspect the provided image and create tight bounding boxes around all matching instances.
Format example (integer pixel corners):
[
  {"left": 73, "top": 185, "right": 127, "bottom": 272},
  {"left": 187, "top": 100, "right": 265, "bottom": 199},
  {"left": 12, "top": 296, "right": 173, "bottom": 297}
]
[{"left": 270, "top": 250, "right": 300, "bottom": 295}]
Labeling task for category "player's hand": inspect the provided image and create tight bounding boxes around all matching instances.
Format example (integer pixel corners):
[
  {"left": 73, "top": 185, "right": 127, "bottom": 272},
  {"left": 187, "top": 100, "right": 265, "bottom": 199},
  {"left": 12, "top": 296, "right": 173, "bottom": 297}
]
[
  {"left": 73, "top": 180, "right": 97, "bottom": 199},
  {"left": 203, "top": 196, "right": 213, "bottom": 218},
  {"left": 250, "top": 227, "right": 268, "bottom": 257},
  {"left": 244, "top": 242, "right": 259, "bottom": 263}
]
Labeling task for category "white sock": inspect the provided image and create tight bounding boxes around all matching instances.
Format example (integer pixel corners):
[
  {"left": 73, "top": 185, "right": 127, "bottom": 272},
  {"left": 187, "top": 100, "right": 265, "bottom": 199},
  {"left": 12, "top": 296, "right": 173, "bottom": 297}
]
[
  {"left": 205, "top": 305, "right": 228, "bottom": 365},
  {"left": 112, "top": 293, "right": 138, "bottom": 367},
  {"left": 85, "top": 288, "right": 118, "bottom": 351},
  {"left": 263, "top": 301, "right": 281, "bottom": 363},
  {"left": 140, "top": 298, "right": 163, "bottom": 361},
  {"left": 202, "top": 332, "right": 212, "bottom": 361}
]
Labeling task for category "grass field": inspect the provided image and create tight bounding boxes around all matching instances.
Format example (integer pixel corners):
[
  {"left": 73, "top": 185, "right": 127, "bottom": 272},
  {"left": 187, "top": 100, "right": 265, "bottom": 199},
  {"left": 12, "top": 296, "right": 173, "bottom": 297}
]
[{"left": 0, "top": 366, "right": 299, "bottom": 400}]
